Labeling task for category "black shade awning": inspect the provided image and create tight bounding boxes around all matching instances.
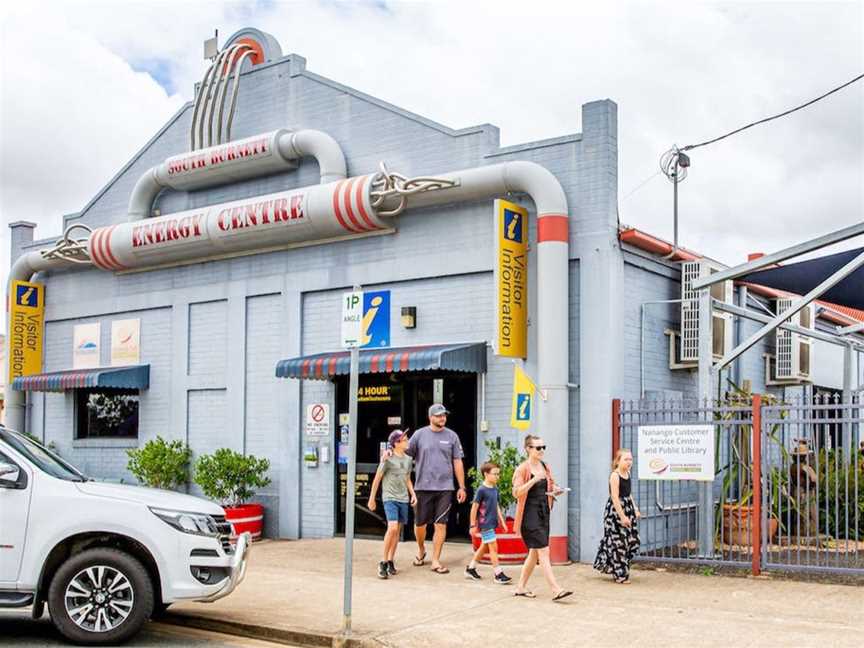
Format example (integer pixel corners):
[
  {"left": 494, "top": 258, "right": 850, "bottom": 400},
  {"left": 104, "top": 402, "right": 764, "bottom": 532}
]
[
  {"left": 741, "top": 247, "right": 864, "bottom": 311},
  {"left": 12, "top": 365, "right": 150, "bottom": 392},
  {"left": 275, "top": 342, "right": 487, "bottom": 380}
]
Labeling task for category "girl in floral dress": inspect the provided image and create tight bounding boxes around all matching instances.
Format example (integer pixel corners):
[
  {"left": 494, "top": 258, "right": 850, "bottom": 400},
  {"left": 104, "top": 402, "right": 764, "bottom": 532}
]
[{"left": 594, "top": 448, "right": 641, "bottom": 584}]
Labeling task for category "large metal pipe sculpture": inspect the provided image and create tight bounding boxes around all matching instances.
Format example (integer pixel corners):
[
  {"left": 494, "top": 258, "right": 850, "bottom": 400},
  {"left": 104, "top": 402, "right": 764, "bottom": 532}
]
[{"left": 7, "top": 149, "right": 571, "bottom": 562}]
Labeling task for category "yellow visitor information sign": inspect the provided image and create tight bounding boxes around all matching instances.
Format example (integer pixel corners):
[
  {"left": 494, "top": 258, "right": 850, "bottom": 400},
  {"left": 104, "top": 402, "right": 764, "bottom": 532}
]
[
  {"left": 8, "top": 280, "right": 45, "bottom": 384},
  {"left": 494, "top": 199, "right": 528, "bottom": 358},
  {"left": 510, "top": 364, "right": 537, "bottom": 430}
]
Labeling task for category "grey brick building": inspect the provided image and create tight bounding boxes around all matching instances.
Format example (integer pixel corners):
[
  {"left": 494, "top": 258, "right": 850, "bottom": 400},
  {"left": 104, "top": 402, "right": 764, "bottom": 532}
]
[{"left": 9, "top": 29, "right": 862, "bottom": 562}]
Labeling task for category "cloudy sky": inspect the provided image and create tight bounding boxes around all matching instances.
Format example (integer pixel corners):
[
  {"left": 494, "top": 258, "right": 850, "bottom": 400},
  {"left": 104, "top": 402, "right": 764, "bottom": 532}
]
[{"left": 1, "top": 1, "right": 862, "bottom": 314}]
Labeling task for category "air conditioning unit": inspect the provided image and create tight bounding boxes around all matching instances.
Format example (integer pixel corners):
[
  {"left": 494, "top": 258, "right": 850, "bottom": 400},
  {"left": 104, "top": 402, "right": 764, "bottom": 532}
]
[
  {"left": 773, "top": 298, "right": 815, "bottom": 382},
  {"left": 680, "top": 260, "right": 734, "bottom": 363}
]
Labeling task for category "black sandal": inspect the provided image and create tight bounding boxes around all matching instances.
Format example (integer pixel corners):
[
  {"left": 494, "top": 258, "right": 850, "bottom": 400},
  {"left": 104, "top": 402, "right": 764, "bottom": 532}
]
[
  {"left": 552, "top": 590, "right": 573, "bottom": 602},
  {"left": 412, "top": 551, "right": 426, "bottom": 567},
  {"left": 514, "top": 591, "right": 536, "bottom": 598}
]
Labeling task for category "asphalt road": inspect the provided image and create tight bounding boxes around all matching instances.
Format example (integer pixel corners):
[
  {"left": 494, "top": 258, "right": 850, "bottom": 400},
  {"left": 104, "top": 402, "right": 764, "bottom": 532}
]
[{"left": 0, "top": 611, "right": 296, "bottom": 647}]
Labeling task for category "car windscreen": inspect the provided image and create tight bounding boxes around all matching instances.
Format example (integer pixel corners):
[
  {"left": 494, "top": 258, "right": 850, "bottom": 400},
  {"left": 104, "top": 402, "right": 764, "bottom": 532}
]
[{"left": 0, "top": 429, "right": 88, "bottom": 482}]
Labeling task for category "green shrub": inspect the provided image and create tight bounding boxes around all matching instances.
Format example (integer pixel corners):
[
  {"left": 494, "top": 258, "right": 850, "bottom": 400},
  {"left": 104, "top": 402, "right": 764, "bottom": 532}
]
[
  {"left": 817, "top": 449, "right": 864, "bottom": 539},
  {"left": 467, "top": 439, "right": 521, "bottom": 513},
  {"left": 193, "top": 448, "right": 271, "bottom": 507},
  {"left": 126, "top": 436, "right": 191, "bottom": 490}
]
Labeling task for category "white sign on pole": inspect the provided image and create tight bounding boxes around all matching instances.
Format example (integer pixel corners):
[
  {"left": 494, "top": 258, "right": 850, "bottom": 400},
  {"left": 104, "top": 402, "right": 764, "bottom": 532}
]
[
  {"left": 637, "top": 424, "right": 715, "bottom": 481},
  {"left": 305, "top": 403, "right": 331, "bottom": 437},
  {"left": 341, "top": 291, "right": 363, "bottom": 348}
]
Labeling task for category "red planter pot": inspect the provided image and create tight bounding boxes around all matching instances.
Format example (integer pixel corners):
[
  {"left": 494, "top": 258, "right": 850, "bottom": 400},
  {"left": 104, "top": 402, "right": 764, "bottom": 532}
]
[
  {"left": 224, "top": 503, "right": 264, "bottom": 541},
  {"left": 470, "top": 517, "right": 528, "bottom": 564}
]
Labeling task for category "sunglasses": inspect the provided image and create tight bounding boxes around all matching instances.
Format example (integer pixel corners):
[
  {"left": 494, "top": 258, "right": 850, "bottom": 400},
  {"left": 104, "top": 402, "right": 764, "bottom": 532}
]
[{"left": 531, "top": 445, "right": 547, "bottom": 451}]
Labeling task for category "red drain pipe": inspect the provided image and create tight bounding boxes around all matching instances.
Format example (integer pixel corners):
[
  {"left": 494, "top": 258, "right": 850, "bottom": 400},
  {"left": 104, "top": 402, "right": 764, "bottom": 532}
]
[{"left": 611, "top": 398, "right": 621, "bottom": 460}]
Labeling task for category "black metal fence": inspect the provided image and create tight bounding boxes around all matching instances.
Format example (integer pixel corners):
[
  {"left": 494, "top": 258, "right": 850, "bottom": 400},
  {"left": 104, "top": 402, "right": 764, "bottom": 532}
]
[{"left": 615, "top": 394, "right": 863, "bottom": 576}]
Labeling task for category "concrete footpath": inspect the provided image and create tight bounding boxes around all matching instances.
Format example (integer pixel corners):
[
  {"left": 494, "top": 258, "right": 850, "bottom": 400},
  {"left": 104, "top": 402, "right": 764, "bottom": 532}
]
[{"left": 166, "top": 539, "right": 862, "bottom": 647}]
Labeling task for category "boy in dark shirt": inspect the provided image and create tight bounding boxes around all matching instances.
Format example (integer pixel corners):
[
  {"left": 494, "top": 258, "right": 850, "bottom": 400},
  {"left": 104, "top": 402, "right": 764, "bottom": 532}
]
[{"left": 465, "top": 462, "right": 512, "bottom": 584}]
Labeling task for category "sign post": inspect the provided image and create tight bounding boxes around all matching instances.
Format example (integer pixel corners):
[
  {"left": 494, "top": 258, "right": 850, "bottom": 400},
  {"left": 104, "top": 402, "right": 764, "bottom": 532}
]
[
  {"left": 337, "top": 287, "right": 390, "bottom": 643},
  {"left": 339, "top": 287, "right": 362, "bottom": 643}
]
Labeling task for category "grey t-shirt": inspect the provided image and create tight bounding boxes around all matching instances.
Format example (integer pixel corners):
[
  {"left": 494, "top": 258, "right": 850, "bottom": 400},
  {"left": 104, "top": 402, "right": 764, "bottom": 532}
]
[
  {"left": 380, "top": 453, "right": 412, "bottom": 503},
  {"left": 407, "top": 425, "right": 464, "bottom": 491}
]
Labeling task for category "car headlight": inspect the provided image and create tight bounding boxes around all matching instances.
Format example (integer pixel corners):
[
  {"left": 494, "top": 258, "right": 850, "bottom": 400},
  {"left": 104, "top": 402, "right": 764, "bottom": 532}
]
[{"left": 149, "top": 507, "right": 220, "bottom": 537}]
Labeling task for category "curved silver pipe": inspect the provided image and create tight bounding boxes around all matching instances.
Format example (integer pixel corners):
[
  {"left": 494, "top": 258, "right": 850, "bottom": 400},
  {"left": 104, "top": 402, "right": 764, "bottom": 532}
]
[
  {"left": 207, "top": 45, "right": 243, "bottom": 147},
  {"left": 127, "top": 129, "right": 347, "bottom": 221},
  {"left": 213, "top": 45, "right": 247, "bottom": 145},
  {"left": 399, "top": 161, "right": 571, "bottom": 560},
  {"left": 197, "top": 47, "right": 233, "bottom": 152},
  {"left": 276, "top": 130, "right": 348, "bottom": 184},
  {"left": 128, "top": 167, "right": 166, "bottom": 221},
  {"left": 5, "top": 252, "right": 80, "bottom": 432},
  {"left": 190, "top": 60, "right": 217, "bottom": 150},
  {"left": 394, "top": 161, "right": 567, "bottom": 215},
  {"left": 224, "top": 48, "right": 257, "bottom": 143}
]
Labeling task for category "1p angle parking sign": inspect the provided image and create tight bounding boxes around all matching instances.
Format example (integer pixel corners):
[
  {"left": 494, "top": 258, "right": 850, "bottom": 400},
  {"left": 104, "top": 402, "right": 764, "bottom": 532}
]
[{"left": 341, "top": 290, "right": 390, "bottom": 349}]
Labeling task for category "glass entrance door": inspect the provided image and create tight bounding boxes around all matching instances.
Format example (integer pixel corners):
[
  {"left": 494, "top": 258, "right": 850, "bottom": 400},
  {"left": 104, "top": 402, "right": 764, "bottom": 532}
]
[{"left": 335, "top": 372, "right": 477, "bottom": 540}]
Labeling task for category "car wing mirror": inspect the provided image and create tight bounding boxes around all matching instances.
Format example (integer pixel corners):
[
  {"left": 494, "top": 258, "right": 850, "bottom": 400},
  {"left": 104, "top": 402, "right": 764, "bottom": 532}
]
[{"left": 0, "top": 462, "right": 21, "bottom": 487}]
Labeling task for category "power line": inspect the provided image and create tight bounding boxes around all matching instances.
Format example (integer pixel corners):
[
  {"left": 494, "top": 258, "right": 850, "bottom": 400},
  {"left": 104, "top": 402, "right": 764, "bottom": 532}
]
[
  {"left": 622, "top": 170, "right": 662, "bottom": 201},
  {"left": 683, "top": 72, "right": 864, "bottom": 152}
]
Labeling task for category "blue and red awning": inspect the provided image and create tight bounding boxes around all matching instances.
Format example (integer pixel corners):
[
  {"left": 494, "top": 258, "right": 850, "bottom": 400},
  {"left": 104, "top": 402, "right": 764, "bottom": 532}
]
[
  {"left": 12, "top": 365, "right": 150, "bottom": 393},
  {"left": 275, "top": 343, "right": 487, "bottom": 380}
]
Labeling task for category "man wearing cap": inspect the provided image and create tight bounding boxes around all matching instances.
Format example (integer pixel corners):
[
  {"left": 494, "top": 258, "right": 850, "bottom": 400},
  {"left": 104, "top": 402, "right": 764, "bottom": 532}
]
[{"left": 407, "top": 403, "right": 466, "bottom": 574}]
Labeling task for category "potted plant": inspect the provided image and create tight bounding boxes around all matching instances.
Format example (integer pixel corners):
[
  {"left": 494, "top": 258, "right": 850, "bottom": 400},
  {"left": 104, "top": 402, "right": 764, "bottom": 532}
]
[
  {"left": 126, "top": 436, "right": 191, "bottom": 490},
  {"left": 194, "top": 448, "right": 271, "bottom": 541},
  {"left": 715, "top": 382, "right": 786, "bottom": 547},
  {"left": 467, "top": 439, "right": 527, "bottom": 564}
]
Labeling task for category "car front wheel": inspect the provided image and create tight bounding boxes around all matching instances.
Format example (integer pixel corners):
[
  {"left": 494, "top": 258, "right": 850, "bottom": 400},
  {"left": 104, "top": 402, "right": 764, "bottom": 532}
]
[{"left": 47, "top": 547, "right": 154, "bottom": 645}]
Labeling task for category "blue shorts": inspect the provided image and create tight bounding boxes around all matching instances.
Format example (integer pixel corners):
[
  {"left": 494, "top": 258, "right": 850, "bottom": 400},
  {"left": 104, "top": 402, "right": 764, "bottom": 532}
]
[
  {"left": 480, "top": 528, "right": 497, "bottom": 544},
  {"left": 383, "top": 500, "right": 409, "bottom": 524}
]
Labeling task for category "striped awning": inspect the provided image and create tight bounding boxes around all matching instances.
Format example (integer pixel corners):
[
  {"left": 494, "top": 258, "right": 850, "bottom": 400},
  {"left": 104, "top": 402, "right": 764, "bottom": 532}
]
[
  {"left": 275, "top": 343, "right": 487, "bottom": 380},
  {"left": 12, "top": 365, "right": 150, "bottom": 392}
]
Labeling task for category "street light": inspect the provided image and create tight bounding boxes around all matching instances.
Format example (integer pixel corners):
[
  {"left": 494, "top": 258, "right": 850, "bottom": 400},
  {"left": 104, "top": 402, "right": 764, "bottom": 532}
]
[{"left": 660, "top": 147, "right": 691, "bottom": 256}]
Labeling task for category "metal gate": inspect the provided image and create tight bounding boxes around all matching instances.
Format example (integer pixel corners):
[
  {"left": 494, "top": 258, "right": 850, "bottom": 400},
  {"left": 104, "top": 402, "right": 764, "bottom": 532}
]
[
  {"left": 615, "top": 394, "right": 864, "bottom": 576},
  {"left": 762, "top": 394, "right": 862, "bottom": 574}
]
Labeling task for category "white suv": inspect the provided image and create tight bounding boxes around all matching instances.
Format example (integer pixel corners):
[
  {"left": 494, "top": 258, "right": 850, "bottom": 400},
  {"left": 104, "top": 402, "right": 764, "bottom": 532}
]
[{"left": 0, "top": 427, "right": 250, "bottom": 645}]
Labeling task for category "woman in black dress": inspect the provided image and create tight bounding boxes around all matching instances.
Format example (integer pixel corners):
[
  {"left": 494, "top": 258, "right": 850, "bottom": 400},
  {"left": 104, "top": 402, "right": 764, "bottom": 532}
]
[
  {"left": 594, "top": 448, "right": 641, "bottom": 583},
  {"left": 511, "top": 435, "right": 572, "bottom": 602}
]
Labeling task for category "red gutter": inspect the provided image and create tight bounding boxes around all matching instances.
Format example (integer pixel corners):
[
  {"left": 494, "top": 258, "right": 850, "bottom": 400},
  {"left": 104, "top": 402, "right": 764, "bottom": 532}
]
[{"left": 619, "top": 228, "right": 699, "bottom": 262}]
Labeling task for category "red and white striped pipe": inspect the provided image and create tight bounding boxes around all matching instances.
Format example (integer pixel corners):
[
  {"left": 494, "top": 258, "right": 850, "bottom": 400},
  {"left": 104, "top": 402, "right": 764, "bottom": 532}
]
[{"left": 91, "top": 174, "right": 386, "bottom": 271}]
